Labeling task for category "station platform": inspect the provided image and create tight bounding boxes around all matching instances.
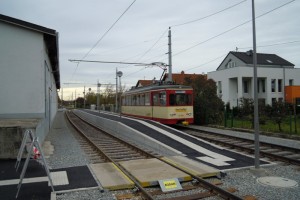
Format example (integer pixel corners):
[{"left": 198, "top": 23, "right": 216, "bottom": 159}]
[
  {"left": 80, "top": 110, "right": 271, "bottom": 171},
  {"left": 0, "top": 159, "right": 98, "bottom": 200}
]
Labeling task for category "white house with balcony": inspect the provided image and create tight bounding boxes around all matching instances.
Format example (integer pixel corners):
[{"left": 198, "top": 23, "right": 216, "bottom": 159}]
[{"left": 208, "top": 51, "right": 300, "bottom": 108}]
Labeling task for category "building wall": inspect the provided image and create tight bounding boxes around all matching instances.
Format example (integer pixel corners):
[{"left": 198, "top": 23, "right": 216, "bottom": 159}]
[
  {"left": 0, "top": 22, "right": 58, "bottom": 142},
  {"left": 208, "top": 66, "right": 300, "bottom": 107}
]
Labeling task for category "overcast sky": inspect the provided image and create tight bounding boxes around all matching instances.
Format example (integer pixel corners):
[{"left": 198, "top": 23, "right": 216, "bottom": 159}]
[{"left": 1, "top": 0, "right": 299, "bottom": 100}]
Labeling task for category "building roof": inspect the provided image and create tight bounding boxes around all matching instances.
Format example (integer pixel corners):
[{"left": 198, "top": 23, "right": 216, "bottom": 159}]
[
  {"left": 217, "top": 51, "right": 294, "bottom": 70},
  {"left": 0, "top": 14, "right": 60, "bottom": 89},
  {"left": 163, "top": 71, "right": 206, "bottom": 85},
  {"left": 135, "top": 80, "right": 153, "bottom": 88}
]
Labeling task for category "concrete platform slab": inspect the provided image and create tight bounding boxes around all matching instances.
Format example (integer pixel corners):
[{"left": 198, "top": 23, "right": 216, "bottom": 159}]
[
  {"left": 161, "top": 156, "right": 220, "bottom": 178},
  {"left": 50, "top": 171, "right": 69, "bottom": 186},
  {"left": 119, "top": 158, "right": 191, "bottom": 187},
  {"left": 89, "top": 163, "right": 134, "bottom": 190}
]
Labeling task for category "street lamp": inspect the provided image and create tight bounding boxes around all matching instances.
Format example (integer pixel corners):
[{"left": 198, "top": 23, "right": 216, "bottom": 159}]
[
  {"left": 116, "top": 71, "right": 123, "bottom": 113},
  {"left": 97, "top": 81, "right": 101, "bottom": 112}
]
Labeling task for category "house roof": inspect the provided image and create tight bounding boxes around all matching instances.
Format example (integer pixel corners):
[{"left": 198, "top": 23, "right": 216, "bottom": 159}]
[
  {"left": 135, "top": 80, "right": 153, "bottom": 88},
  {"left": 217, "top": 51, "right": 294, "bottom": 70},
  {"left": 163, "top": 71, "right": 206, "bottom": 85},
  {"left": 0, "top": 14, "right": 60, "bottom": 89}
]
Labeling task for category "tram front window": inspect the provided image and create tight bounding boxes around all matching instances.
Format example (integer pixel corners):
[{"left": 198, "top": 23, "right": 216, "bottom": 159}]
[{"left": 169, "top": 94, "right": 192, "bottom": 106}]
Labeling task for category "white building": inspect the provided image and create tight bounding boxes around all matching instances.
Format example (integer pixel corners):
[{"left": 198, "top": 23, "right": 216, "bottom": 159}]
[
  {"left": 208, "top": 51, "right": 300, "bottom": 108},
  {"left": 0, "top": 14, "right": 60, "bottom": 142}
]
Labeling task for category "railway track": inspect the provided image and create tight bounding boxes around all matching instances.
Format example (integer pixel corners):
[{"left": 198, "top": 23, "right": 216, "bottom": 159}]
[
  {"left": 178, "top": 126, "right": 300, "bottom": 166},
  {"left": 65, "top": 110, "right": 243, "bottom": 200}
]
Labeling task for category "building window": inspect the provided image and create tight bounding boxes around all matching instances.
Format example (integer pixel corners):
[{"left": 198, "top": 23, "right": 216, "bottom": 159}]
[
  {"left": 272, "top": 98, "right": 276, "bottom": 106},
  {"left": 257, "top": 80, "right": 260, "bottom": 93},
  {"left": 278, "top": 79, "right": 282, "bottom": 92},
  {"left": 271, "top": 79, "right": 276, "bottom": 92},
  {"left": 218, "top": 81, "right": 222, "bottom": 94},
  {"left": 289, "top": 79, "right": 294, "bottom": 86},
  {"left": 262, "top": 79, "right": 265, "bottom": 93},
  {"left": 243, "top": 80, "right": 248, "bottom": 93},
  {"left": 278, "top": 98, "right": 283, "bottom": 103}
]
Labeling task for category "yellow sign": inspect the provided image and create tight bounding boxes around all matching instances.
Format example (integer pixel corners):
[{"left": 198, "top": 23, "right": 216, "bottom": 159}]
[
  {"left": 175, "top": 108, "right": 187, "bottom": 112},
  {"left": 159, "top": 178, "right": 182, "bottom": 192},
  {"left": 163, "top": 180, "right": 177, "bottom": 189}
]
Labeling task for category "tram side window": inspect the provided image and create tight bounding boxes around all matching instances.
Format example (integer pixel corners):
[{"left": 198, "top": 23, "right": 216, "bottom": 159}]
[
  {"left": 136, "top": 95, "right": 140, "bottom": 106},
  {"left": 145, "top": 93, "right": 150, "bottom": 106},
  {"left": 132, "top": 95, "right": 137, "bottom": 106},
  {"left": 140, "top": 94, "right": 145, "bottom": 106},
  {"left": 153, "top": 93, "right": 159, "bottom": 106},
  {"left": 169, "top": 94, "right": 192, "bottom": 106},
  {"left": 159, "top": 92, "right": 166, "bottom": 106}
]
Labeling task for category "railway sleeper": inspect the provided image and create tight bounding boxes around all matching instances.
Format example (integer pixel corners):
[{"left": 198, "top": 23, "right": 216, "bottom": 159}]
[
  {"left": 272, "top": 151, "right": 294, "bottom": 156},
  {"left": 101, "top": 147, "right": 132, "bottom": 151},
  {"left": 261, "top": 148, "right": 281, "bottom": 153},
  {"left": 110, "top": 153, "right": 143, "bottom": 159},
  {"left": 285, "top": 154, "right": 300, "bottom": 159}
]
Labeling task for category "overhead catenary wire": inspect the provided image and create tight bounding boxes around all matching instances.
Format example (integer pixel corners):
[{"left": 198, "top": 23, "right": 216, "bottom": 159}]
[
  {"left": 237, "top": 40, "right": 300, "bottom": 50},
  {"left": 70, "top": 0, "right": 137, "bottom": 81},
  {"left": 173, "top": 0, "right": 296, "bottom": 57},
  {"left": 185, "top": 53, "right": 228, "bottom": 72},
  {"left": 171, "top": 0, "right": 247, "bottom": 27}
]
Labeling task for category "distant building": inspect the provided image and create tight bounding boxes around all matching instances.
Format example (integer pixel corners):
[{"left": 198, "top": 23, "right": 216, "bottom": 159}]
[
  {"left": 163, "top": 71, "right": 206, "bottom": 84},
  {"left": 0, "top": 14, "right": 60, "bottom": 154},
  {"left": 208, "top": 51, "right": 300, "bottom": 108},
  {"left": 134, "top": 71, "right": 205, "bottom": 88},
  {"left": 135, "top": 80, "right": 153, "bottom": 88}
]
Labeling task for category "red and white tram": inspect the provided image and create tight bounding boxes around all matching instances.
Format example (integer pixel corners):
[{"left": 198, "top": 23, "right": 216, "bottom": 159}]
[{"left": 121, "top": 83, "right": 193, "bottom": 125}]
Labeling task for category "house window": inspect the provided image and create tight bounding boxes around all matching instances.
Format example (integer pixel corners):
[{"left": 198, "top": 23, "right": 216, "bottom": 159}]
[
  {"left": 271, "top": 79, "right": 276, "bottom": 92},
  {"left": 289, "top": 79, "right": 294, "bottom": 86},
  {"left": 218, "top": 81, "right": 222, "bottom": 94},
  {"left": 257, "top": 80, "right": 260, "bottom": 93},
  {"left": 243, "top": 80, "right": 248, "bottom": 93},
  {"left": 262, "top": 79, "right": 265, "bottom": 93},
  {"left": 278, "top": 79, "right": 282, "bottom": 93},
  {"left": 272, "top": 98, "right": 276, "bottom": 106}
]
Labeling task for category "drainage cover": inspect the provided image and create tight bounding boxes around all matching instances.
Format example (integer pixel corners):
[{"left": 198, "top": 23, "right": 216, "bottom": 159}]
[{"left": 257, "top": 176, "right": 298, "bottom": 188}]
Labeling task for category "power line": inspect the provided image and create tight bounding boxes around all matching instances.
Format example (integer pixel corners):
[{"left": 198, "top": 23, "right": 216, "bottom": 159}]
[
  {"left": 173, "top": 0, "right": 295, "bottom": 57},
  {"left": 237, "top": 40, "right": 300, "bottom": 50},
  {"left": 70, "top": 0, "right": 137, "bottom": 80},
  {"left": 171, "top": 0, "right": 247, "bottom": 27},
  {"left": 185, "top": 53, "right": 228, "bottom": 72}
]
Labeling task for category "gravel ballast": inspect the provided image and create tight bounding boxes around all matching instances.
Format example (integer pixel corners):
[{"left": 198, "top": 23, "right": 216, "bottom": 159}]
[{"left": 45, "top": 111, "right": 300, "bottom": 200}]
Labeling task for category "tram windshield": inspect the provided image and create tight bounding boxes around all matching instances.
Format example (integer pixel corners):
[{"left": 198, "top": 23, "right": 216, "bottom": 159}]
[{"left": 169, "top": 93, "right": 192, "bottom": 106}]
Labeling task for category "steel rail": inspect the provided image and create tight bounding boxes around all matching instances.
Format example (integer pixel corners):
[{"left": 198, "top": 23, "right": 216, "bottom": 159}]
[
  {"left": 67, "top": 110, "right": 244, "bottom": 200},
  {"left": 181, "top": 126, "right": 300, "bottom": 166},
  {"left": 65, "top": 111, "right": 154, "bottom": 200}
]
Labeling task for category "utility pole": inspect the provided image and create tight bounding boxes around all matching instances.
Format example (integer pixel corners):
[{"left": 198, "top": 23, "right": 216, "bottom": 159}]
[
  {"left": 97, "top": 80, "right": 101, "bottom": 112},
  {"left": 83, "top": 86, "right": 86, "bottom": 109},
  {"left": 252, "top": 0, "right": 260, "bottom": 169},
  {"left": 61, "top": 88, "right": 63, "bottom": 107},
  {"left": 115, "top": 68, "right": 118, "bottom": 112},
  {"left": 168, "top": 27, "right": 173, "bottom": 82}
]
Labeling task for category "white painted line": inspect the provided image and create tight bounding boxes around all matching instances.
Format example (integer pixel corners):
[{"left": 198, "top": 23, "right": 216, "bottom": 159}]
[
  {"left": 196, "top": 156, "right": 231, "bottom": 166},
  {"left": 0, "top": 177, "right": 48, "bottom": 186},
  {"left": 0, "top": 171, "right": 69, "bottom": 187},
  {"left": 135, "top": 120, "right": 235, "bottom": 166}
]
